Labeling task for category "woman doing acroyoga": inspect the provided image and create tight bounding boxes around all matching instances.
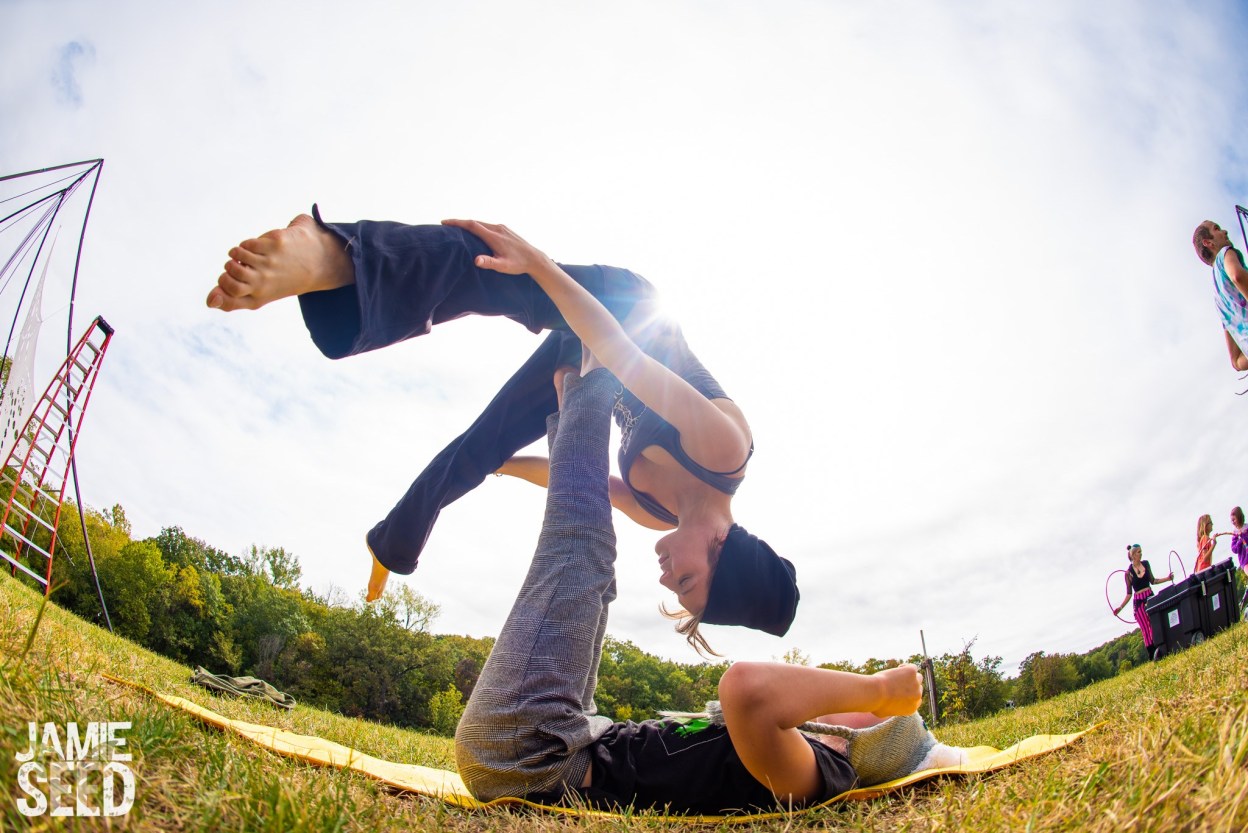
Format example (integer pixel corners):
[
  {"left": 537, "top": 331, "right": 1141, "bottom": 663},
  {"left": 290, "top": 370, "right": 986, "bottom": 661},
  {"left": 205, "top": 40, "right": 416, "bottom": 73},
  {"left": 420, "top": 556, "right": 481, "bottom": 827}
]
[
  {"left": 451, "top": 360, "right": 959, "bottom": 813},
  {"left": 208, "top": 210, "right": 799, "bottom": 646}
]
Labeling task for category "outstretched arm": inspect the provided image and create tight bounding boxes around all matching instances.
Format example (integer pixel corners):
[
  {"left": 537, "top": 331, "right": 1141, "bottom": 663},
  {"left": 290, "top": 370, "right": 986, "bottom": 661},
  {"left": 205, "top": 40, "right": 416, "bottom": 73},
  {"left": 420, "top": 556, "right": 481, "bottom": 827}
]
[
  {"left": 497, "top": 456, "right": 676, "bottom": 531},
  {"left": 1115, "top": 574, "right": 1132, "bottom": 614},
  {"left": 1228, "top": 248, "right": 1248, "bottom": 303},
  {"left": 1115, "top": 589, "right": 1131, "bottom": 614},
  {"left": 443, "top": 219, "right": 753, "bottom": 474}
]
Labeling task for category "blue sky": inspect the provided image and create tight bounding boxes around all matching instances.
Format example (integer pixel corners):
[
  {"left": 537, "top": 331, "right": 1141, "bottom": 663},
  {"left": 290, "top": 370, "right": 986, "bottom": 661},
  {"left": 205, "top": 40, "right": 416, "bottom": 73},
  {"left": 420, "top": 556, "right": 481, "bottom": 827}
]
[{"left": 2, "top": 0, "right": 1248, "bottom": 674}]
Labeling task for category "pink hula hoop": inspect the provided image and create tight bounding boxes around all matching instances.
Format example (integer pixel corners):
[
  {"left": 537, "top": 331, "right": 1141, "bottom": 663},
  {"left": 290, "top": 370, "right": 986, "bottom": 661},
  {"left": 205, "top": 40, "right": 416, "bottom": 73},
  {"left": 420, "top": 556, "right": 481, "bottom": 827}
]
[
  {"left": 1105, "top": 569, "right": 1133, "bottom": 624},
  {"left": 1169, "top": 549, "right": 1187, "bottom": 581}
]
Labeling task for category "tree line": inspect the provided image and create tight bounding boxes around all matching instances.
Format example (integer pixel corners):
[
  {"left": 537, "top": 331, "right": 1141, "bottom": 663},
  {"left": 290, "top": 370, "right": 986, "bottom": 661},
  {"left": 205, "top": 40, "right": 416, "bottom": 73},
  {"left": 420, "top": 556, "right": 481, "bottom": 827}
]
[
  {"left": 817, "top": 630, "right": 1149, "bottom": 725},
  {"left": 16, "top": 503, "right": 731, "bottom": 734},
  {"left": 11, "top": 502, "right": 1154, "bottom": 733}
]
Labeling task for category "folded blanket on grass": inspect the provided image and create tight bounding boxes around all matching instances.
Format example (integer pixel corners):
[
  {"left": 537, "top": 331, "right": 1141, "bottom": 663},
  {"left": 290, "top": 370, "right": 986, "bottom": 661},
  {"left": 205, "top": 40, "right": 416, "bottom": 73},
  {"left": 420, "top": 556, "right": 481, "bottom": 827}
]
[
  {"left": 190, "top": 666, "right": 296, "bottom": 710},
  {"left": 103, "top": 673, "right": 1093, "bottom": 824}
]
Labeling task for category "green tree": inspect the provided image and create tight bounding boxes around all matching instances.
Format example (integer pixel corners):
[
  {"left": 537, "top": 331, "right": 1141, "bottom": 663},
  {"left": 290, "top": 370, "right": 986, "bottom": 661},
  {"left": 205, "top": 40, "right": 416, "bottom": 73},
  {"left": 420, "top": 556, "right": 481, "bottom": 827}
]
[
  {"left": 154, "top": 526, "right": 246, "bottom": 575},
  {"left": 934, "top": 639, "right": 1005, "bottom": 722},
  {"left": 276, "top": 631, "right": 341, "bottom": 711},
  {"left": 859, "top": 657, "right": 904, "bottom": 674},
  {"left": 428, "top": 684, "right": 465, "bottom": 736},
  {"left": 373, "top": 584, "right": 441, "bottom": 633},
  {"left": 817, "top": 659, "right": 864, "bottom": 673},
  {"left": 223, "top": 573, "right": 310, "bottom": 676},
  {"left": 149, "top": 563, "right": 239, "bottom": 671},
  {"left": 244, "top": 544, "right": 303, "bottom": 590},
  {"left": 1015, "top": 651, "right": 1081, "bottom": 703},
  {"left": 94, "top": 540, "right": 172, "bottom": 643},
  {"left": 50, "top": 501, "right": 134, "bottom": 622},
  {"left": 433, "top": 633, "right": 494, "bottom": 701},
  {"left": 782, "top": 647, "right": 810, "bottom": 666},
  {"left": 595, "top": 637, "right": 724, "bottom": 720}
]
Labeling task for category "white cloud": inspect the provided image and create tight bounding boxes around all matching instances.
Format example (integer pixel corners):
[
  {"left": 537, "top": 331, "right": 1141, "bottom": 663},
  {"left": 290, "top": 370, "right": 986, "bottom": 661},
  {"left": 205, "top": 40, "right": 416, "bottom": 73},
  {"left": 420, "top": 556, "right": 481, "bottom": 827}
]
[{"left": 51, "top": 40, "right": 93, "bottom": 107}]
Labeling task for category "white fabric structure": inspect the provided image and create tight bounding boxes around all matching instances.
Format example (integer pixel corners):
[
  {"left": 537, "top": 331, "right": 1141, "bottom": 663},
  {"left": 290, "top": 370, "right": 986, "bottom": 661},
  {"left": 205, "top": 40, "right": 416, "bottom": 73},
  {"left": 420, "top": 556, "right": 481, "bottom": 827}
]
[{"left": 0, "top": 257, "right": 47, "bottom": 455}]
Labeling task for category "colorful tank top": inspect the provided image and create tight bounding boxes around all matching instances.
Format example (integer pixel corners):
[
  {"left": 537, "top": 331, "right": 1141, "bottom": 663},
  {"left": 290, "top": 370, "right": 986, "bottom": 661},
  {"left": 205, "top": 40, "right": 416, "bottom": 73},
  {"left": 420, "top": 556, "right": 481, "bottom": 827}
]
[
  {"left": 1195, "top": 535, "right": 1215, "bottom": 573},
  {"left": 1212, "top": 246, "right": 1248, "bottom": 354}
]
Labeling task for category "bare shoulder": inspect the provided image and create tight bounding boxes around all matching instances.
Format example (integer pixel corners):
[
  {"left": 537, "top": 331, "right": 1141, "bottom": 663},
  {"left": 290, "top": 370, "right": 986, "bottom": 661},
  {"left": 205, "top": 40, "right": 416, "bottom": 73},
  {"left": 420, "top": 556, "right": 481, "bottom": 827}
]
[
  {"left": 711, "top": 397, "right": 753, "bottom": 438},
  {"left": 1228, "top": 247, "right": 1248, "bottom": 274}
]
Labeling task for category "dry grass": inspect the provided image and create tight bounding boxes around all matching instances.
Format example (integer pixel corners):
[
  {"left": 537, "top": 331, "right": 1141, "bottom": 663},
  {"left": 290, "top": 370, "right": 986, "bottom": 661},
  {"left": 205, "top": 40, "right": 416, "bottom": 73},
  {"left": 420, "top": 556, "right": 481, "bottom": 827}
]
[{"left": 3, "top": 571, "right": 1247, "bottom": 831}]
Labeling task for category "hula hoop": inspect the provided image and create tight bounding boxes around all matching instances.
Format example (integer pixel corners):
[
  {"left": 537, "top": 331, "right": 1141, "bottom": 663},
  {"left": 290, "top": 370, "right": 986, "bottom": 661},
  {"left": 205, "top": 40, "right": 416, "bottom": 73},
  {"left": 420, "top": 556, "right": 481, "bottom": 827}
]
[
  {"left": 1169, "top": 549, "right": 1186, "bottom": 582},
  {"left": 1105, "top": 569, "right": 1132, "bottom": 624}
]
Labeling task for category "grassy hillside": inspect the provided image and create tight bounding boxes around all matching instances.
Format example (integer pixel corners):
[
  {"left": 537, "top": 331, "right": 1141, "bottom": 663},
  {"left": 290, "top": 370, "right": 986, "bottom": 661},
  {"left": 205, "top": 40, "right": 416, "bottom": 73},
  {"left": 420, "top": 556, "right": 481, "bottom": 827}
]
[{"left": 3, "top": 572, "right": 1247, "bottom": 831}]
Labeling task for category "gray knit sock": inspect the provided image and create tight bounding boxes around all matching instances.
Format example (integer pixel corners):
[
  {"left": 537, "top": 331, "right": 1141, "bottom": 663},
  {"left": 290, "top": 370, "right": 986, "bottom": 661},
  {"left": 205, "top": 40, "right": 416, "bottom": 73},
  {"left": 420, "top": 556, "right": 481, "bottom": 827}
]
[
  {"left": 827, "top": 714, "right": 936, "bottom": 786},
  {"left": 701, "top": 702, "right": 936, "bottom": 787}
]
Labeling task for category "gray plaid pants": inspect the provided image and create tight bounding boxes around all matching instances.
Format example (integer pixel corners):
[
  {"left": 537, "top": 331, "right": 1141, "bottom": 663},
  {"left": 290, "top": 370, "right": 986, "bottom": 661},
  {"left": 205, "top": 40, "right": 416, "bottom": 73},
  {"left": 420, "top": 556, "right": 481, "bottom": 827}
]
[{"left": 454, "top": 368, "right": 618, "bottom": 800}]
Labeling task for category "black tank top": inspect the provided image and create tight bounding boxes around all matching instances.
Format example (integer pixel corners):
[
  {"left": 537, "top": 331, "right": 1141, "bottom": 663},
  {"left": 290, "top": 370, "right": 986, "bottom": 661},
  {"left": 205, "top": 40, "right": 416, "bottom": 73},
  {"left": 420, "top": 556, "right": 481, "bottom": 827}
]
[
  {"left": 1126, "top": 560, "right": 1155, "bottom": 592},
  {"left": 612, "top": 318, "right": 751, "bottom": 525}
]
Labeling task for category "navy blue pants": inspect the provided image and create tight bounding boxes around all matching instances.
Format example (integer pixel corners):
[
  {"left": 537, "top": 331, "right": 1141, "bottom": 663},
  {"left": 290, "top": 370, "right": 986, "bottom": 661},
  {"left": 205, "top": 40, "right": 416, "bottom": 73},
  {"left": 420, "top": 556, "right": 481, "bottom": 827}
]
[{"left": 299, "top": 208, "right": 655, "bottom": 574}]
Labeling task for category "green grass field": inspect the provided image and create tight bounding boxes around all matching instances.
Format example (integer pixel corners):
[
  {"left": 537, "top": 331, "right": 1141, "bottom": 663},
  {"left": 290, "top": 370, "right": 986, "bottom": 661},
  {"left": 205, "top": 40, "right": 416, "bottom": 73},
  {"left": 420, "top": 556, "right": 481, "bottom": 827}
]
[{"left": 3, "top": 571, "right": 1247, "bottom": 832}]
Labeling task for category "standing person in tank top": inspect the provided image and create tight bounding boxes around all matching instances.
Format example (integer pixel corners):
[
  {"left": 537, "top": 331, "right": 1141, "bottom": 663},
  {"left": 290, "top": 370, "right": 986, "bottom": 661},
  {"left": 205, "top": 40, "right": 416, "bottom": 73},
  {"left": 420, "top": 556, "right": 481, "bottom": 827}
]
[
  {"left": 1192, "top": 220, "right": 1248, "bottom": 371},
  {"left": 1113, "top": 544, "right": 1173, "bottom": 658},
  {"left": 1194, "top": 514, "right": 1218, "bottom": 574},
  {"left": 208, "top": 212, "right": 799, "bottom": 650}
]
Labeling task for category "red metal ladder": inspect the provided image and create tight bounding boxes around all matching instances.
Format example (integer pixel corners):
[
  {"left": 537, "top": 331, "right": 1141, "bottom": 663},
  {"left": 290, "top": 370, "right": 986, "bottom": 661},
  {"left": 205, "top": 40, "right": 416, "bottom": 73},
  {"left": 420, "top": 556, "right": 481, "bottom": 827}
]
[{"left": 0, "top": 316, "right": 113, "bottom": 593}]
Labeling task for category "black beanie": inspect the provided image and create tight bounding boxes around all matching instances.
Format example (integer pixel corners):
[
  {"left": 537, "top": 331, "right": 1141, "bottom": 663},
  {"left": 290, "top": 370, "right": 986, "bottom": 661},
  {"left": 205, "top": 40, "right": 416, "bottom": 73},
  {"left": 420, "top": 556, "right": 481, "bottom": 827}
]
[{"left": 701, "top": 524, "right": 799, "bottom": 636}]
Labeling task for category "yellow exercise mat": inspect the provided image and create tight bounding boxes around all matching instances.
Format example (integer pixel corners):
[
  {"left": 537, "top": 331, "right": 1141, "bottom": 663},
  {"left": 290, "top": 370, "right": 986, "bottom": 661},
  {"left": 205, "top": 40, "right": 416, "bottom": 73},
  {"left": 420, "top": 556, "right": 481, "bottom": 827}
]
[{"left": 103, "top": 673, "right": 1094, "bottom": 824}]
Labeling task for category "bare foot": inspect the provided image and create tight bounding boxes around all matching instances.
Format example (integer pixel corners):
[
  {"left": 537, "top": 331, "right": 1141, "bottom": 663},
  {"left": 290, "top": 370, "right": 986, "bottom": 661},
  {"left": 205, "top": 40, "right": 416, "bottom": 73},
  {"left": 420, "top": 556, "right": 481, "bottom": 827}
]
[
  {"left": 206, "top": 214, "right": 354, "bottom": 311},
  {"left": 870, "top": 664, "right": 923, "bottom": 718},
  {"left": 365, "top": 545, "right": 390, "bottom": 602}
]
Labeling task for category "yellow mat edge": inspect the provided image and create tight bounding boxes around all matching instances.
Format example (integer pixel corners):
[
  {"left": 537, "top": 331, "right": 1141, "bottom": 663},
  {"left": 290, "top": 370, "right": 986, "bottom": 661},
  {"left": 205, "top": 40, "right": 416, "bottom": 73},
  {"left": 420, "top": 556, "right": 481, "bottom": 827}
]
[{"left": 101, "top": 672, "right": 1099, "bottom": 825}]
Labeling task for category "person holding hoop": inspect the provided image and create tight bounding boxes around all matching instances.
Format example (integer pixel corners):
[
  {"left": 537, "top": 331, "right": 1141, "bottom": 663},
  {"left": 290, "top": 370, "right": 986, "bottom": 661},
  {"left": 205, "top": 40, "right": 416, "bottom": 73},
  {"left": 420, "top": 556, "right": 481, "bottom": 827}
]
[
  {"left": 1195, "top": 514, "right": 1218, "bottom": 574},
  {"left": 1219, "top": 506, "right": 1248, "bottom": 609},
  {"left": 1113, "top": 544, "right": 1173, "bottom": 657}
]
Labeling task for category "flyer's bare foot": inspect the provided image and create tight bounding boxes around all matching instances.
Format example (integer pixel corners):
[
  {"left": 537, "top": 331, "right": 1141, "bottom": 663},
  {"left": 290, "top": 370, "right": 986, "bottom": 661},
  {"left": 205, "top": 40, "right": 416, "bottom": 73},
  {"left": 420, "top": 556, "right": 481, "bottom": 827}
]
[
  {"left": 365, "top": 547, "right": 390, "bottom": 602},
  {"left": 207, "top": 214, "right": 354, "bottom": 311}
]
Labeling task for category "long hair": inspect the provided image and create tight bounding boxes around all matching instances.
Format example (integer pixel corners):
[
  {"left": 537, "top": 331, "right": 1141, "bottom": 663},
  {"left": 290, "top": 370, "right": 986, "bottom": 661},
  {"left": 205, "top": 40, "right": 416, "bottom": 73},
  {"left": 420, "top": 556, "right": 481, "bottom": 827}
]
[
  {"left": 660, "top": 530, "right": 726, "bottom": 658},
  {"left": 1198, "top": 514, "right": 1213, "bottom": 544},
  {"left": 660, "top": 605, "right": 719, "bottom": 658},
  {"left": 1193, "top": 223, "right": 1217, "bottom": 265}
]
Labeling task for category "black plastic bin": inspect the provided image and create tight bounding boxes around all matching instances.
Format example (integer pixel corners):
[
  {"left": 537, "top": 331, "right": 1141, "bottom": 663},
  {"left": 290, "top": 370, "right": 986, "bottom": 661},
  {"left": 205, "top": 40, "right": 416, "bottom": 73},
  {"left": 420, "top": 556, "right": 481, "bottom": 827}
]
[
  {"left": 1194, "top": 558, "right": 1241, "bottom": 635},
  {"left": 1145, "top": 559, "right": 1242, "bottom": 660},
  {"left": 1145, "top": 577, "right": 1205, "bottom": 658}
]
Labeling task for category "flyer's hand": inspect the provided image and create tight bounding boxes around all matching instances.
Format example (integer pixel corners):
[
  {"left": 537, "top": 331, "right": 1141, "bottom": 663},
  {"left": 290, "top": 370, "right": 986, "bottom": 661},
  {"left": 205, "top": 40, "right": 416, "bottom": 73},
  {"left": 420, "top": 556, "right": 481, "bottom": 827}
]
[{"left": 442, "top": 219, "right": 551, "bottom": 276}]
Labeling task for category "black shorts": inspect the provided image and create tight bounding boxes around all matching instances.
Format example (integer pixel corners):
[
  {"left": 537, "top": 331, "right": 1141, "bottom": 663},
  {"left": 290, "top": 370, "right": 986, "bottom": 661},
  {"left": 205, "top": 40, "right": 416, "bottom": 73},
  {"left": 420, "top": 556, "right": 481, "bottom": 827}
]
[{"left": 570, "top": 718, "right": 857, "bottom": 815}]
